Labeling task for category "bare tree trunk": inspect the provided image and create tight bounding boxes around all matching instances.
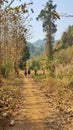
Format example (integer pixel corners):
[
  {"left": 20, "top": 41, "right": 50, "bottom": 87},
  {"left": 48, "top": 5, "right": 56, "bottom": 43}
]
[
  {"left": 13, "top": 20, "right": 19, "bottom": 76},
  {"left": 46, "top": 38, "right": 53, "bottom": 58},
  {"left": 0, "top": 43, "right": 2, "bottom": 86},
  {"left": 0, "top": 15, "right": 2, "bottom": 85},
  {"left": 14, "top": 60, "right": 19, "bottom": 75},
  {"left": 46, "top": 19, "right": 53, "bottom": 58}
]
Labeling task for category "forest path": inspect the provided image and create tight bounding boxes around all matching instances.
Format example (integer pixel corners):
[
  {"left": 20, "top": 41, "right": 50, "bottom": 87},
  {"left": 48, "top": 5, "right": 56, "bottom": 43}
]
[
  {"left": 16, "top": 76, "right": 52, "bottom": 121},
  {"left": 1, "top": 73, "right": 73, "bottom": 130},
  {"left": 13, "top": 76, "right": 53, "bottom": 130},
  {"left": 3, "top": 74, "right": 55, "bottom": 130},
  {"left": 14, "top": 75, "right": 73, "bottom": 130}
]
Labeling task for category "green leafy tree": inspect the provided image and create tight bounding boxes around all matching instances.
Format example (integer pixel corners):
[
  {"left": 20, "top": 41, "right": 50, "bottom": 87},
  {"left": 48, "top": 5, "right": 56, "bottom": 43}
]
[
  {"left": 37, "top": 0, "right": 58, "bottom": 58},
  {"left": 19, "top": 38, "right": 30, "bottom": 70},
  {"left": 62, "top": 26, "right": 73, "bottom": 48},
  {"left": 30, "top": 61, "right": 40, "bottom": 75}
]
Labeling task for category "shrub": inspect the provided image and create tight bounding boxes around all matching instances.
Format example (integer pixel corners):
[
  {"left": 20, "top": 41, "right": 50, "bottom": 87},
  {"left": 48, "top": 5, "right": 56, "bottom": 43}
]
[
  {"left": 1, "top": 66, "right": 6, "bottom": 77},
  {"left": 1, "top": 60, "right": 13, "bottom": 78}
]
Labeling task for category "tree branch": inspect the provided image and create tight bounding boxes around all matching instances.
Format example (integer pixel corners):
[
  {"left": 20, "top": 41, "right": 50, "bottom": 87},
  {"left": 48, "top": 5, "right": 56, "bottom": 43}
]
[{"left": 5, "top": 0, "right": 14, "bottom": 10}]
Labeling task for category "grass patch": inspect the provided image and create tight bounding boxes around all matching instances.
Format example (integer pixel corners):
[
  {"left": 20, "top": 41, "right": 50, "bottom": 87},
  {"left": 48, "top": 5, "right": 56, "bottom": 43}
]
[{"left": 32, "top": 74, "right": 46, "bottom": 80}]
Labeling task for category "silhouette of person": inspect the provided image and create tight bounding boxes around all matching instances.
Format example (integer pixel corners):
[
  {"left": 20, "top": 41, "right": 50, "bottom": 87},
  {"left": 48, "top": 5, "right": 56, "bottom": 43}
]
[
  {"left": 24, "top": 69, "right": 27, "bottom": 77},
  {"left": 28, "top": 69, "right": 31, "bottom": 76}
]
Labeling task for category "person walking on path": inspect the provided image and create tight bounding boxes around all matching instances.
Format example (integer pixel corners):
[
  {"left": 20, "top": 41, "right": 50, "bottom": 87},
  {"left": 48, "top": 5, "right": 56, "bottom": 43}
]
[
  {"left": 24, "top": 68, "right": 27, "bottom": 77},
  {"left": 28, "top": 69, "right": 30, "bottom": 75}
]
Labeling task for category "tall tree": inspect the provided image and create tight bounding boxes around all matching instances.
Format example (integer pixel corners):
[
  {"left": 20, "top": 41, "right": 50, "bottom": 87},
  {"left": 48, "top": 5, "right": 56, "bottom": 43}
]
[
  {"left": 19, "top": 38, "right": 30, "bottom": 70},
  {"left": 0, "top": 0, "right": 33, "bottom": 81},
  {"left": 37, "top": 0, "right": 58, "bottom": 58}
]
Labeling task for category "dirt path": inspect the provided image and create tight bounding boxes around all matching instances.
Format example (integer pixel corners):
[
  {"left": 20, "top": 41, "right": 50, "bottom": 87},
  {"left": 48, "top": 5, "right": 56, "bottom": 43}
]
[
  {"left": 12, "top": 76, "right": 54, "bottom": 130},
  {"left": 16, "top": 77, "right": 52, "bottom": 121},
  {"left": 1, "top": 75, "right": 73, "bottom": 130},
  {"left": 2, "top": 76, "right": 55, "bottom": 130}
]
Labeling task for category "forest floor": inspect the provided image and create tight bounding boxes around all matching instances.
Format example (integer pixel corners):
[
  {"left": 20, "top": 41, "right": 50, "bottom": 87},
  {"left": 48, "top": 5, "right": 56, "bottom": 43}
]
[{"left": 0, "top": 72, "right": 73, "bottom": 130}]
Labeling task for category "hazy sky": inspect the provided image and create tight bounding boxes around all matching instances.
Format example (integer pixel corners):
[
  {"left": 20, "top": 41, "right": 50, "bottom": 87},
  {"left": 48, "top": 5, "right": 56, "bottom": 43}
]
[{"left": 12, "top": 0, "right": 73, "bottom": 42}]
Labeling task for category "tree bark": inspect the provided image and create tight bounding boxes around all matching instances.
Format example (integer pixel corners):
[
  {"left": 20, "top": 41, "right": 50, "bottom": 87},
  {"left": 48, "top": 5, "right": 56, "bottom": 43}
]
[
  {"left": 46, "top": 33, "right": 53, "bottom": 58},
  {"left": 0, "top": 14, "right": 2, "bottom": 85}
]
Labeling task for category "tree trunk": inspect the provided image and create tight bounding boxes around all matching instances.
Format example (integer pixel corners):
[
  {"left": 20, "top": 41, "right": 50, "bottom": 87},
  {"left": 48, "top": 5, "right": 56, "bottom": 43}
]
[
  {"left": 0, "top": 43, "right": 2, "bottom": 86},
  {"left": 46, "top": 34, "right": 53, "bottom": 57},
  {"left": 0, "top": 15, "right": 2, "bottom": 86},
  {"left": 14, "top": 60, "right": 19, "bottom": 75}
]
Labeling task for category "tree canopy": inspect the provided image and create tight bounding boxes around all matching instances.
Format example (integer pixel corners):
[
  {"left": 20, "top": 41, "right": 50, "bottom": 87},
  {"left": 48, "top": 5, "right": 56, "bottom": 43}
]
[{"left": 37, "top": 0, "right": 59, "bottom": 57}]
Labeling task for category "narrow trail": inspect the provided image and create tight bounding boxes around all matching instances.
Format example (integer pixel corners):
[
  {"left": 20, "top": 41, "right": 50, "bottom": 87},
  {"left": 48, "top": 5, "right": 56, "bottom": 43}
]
[
  {"left": 17, "top": 77, "right": 52, "bottom": 121},
  {"left": 13, "top": 76, "right": 54, "bottom": 130},
  {"left": 1, "top": 75, "right": 73, "bottom": 130},
  {"left": 3, "top": 76, "right": 55, "bottom": 130},
  {"left": 13, "top": 76, "right": 73, "bottom": 130}
]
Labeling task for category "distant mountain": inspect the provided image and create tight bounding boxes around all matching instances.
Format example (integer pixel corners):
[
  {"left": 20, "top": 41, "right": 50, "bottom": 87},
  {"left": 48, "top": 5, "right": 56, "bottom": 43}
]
[
  {"left": 32, "top": 39, "right": 45, "bottom": 47},
  {"left": 27, "top": 40, "right": 45, "bottom": 57},
  {"left": 27, "top": 39, "right": 58, "bottom": 57},
  {"left": 27, "top": 42, "right": 35, "bottom": 53}
]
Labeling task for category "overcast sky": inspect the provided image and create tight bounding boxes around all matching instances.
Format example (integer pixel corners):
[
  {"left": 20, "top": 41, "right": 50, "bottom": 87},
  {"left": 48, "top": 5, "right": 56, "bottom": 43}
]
[{"left": 12, "top": 0, "right": 73, "bottom": 42}]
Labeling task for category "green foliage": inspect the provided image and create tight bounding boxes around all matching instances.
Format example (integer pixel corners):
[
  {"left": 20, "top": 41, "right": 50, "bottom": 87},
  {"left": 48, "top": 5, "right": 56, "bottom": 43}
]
[
  {"left": 1, "top": 66, "right": 6, "bottom": 77},
  {"left": 32, "top": 74, "right": 45, "bottom": 80},
  {"left": 48, "top": 55, "right": 53, "bottom": 61},
  {"left": 19, "top": 60, "right": 25, "bottom": 70},
  {"left": 30, "top": 61, "right": 40, "bottom": 71},
  {"left": 37, "top": 0, "right": 57, "bottom": 34},
  {"left": 1, "top": 60, "right": 13, "bottom": 78},
  {"left": 21, "top": 45, "right": 30, "bottom": 61},
  {"left": 19, "top": 39, "right": 30, "bottom": 70},
  {"left": 36, "top": 0, "right": 58, "bottom": 57},
  {"left": 54, "top": 25, "right": 73, "bottom": 52}
]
